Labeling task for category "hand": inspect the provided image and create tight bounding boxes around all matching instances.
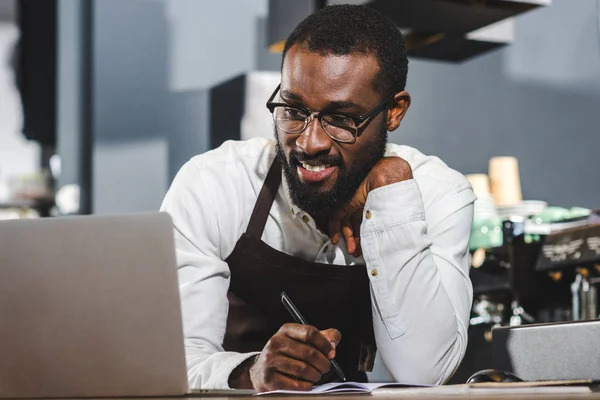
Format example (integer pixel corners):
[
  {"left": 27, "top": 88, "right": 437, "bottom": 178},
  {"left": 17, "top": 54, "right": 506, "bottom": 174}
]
[
  {"left": 230, "top": 324, "right": 341, "bottom": 391},
  {"left": 329, "top": 157, "right": 413, "bottom": 257}
]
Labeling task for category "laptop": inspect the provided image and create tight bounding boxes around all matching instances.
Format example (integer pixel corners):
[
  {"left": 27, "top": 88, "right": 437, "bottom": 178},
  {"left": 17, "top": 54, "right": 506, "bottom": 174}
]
[{"left": 0, "top": 212, "right": 254, "bottom": 398}]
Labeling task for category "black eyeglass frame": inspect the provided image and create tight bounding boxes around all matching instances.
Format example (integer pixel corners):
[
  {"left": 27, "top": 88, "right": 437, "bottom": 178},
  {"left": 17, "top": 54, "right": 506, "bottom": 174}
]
[{"left": 265, "top": 83, "right": 398, "bottom": 144}]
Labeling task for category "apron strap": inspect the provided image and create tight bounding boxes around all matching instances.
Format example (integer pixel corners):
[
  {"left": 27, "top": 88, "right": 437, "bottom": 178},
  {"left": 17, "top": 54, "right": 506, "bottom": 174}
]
[{"left": 246, "top": 157, "right": 282, "bottom": 238}]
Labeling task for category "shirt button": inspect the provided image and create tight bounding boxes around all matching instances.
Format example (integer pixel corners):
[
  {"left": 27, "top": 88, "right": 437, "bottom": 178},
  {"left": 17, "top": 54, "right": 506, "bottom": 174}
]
[
  {"left": 291, "top": 209, "right": 295, "bottom": 215},
  {"left": 365, "top": 210, "right": 372, "bottom": 220},
  {"left": 302, "top": 215, "right": 310, "bottom": 223},
  {"left": 370, "top": 268, "right": 378, "bottom": 277}
]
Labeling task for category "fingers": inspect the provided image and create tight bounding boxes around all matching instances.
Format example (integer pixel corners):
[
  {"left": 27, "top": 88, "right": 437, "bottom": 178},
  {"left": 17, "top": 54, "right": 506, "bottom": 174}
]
[
  {"left": 329, "top": 177, "right": 369, "bottom": 247},
  {"left": 329, "top": 202, "right": 355, "bottom": 246},
  {"left": 320, "top": 328, "right": 342, "bottom": 359},
  {"left": 275, "top": 373, "right": 313, "bottom": 391},
  {"left": 331, "top": 210, "right": 363, "bottom": 256},
  {"left": 281, "top": 324, "right": 334, "bottom": 358},
  {"left": 254, "top": 324, "right": 344, "bottom": 391},
  {"left": 320, "top": 329, "right": 342, "bottom": 346},
  {"left": 274, "top": 337, "right": 332, "bottom": 374},
  {"left": 250, "top": 358, "right": 314, "bottom": 392},
  {"left": 341, "top": 216, "right": 356, "bottom": 255},
  {"left": 351, "top": 212, "right": 362, "bottom": 258},
  {"left": 329, "top": 212, "right": 343, "bottom": 245},
  {"left": 354, "top": 241, "right": 362, "bottom": 258},
  {"left": 271, "top": 355, "right": 323, "bottom": 383},
  {"left": 263, "top": 371, "right": 314, "bottom": 392}
]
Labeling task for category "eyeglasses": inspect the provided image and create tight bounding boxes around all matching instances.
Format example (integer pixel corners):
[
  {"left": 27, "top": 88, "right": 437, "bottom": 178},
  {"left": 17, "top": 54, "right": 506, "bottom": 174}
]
[{"left": 265, "top": 83, "right": 396, "bottom": 144}]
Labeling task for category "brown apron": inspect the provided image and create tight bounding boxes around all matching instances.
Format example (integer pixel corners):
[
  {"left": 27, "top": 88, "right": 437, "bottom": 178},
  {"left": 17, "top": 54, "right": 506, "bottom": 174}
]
[{"left": 223, "top": 158, "right": 376, "bottom": 382}]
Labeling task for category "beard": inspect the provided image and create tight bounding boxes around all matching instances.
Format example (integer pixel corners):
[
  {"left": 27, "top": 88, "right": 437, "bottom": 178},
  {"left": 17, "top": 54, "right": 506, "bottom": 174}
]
[{"left": 275, "top": 124, "right": 388, "bottom": 216}]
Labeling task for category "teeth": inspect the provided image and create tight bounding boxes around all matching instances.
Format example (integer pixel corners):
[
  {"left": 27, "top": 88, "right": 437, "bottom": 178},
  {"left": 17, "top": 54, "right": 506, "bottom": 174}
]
[{"left": 301, "top": 162, "right": 329, "bottom": 172}]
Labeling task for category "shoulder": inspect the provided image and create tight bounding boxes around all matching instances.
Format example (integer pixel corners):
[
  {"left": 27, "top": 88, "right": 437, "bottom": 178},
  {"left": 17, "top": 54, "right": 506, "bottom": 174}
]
[
  {"left": 188, "top": 138, "right": 275, "bottom": 177},
  {"left": 163, "top": 138, "right": 276, "bottom": 257},
  {"left": 165, "top": 138, "right": 275, "bottom": 212},
  {"left": 385, "top": 143, "right": 475, "bottom": 208},
  {"left": 175, "top": 138, "right": 275, "bottom": 193}
]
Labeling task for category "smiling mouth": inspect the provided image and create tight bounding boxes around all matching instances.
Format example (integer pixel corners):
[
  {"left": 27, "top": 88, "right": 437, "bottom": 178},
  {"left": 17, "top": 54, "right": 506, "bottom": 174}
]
[
  {"left": 296, "top": 161, "right": 337, "bottom": 183},
  {"left": 299, "top": 161, "right": 332, "bottom": 172}
]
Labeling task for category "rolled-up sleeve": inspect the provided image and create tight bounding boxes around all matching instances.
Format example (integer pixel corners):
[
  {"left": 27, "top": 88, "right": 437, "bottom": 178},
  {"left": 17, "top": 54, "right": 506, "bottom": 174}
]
[{"left": 361, "top": 178, "right": 475, "bottom": 384}]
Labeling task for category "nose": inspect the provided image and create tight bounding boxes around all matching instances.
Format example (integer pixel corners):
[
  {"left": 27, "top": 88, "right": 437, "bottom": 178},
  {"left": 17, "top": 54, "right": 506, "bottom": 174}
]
[{"left": 295, "top": 115, "right": 333, "bottom": 157}]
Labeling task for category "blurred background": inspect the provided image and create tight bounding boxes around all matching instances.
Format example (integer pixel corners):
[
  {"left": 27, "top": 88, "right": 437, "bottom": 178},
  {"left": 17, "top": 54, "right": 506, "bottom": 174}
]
[{"left": 1, "top": 0, "right": 599, "bottom": 384}]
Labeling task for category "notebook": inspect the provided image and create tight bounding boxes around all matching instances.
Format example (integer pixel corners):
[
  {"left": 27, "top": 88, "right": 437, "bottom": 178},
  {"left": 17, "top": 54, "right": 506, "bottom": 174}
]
[
  {"left": 256, "top": 379, "right": 595, "bottom": 396},
  {"left": 256, "top": 381, "right": 428, "bottom": 395}
]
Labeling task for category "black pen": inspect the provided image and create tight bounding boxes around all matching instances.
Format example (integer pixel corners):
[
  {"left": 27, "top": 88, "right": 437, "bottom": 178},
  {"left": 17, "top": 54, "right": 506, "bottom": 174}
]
[{"left": 280, "top": 291, "right": 347, "bottom": 382}]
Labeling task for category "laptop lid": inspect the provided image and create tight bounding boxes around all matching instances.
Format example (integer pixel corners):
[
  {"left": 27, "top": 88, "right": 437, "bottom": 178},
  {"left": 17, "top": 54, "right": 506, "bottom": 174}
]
[{"left": 0, "top": 212, "right": 188, "bottom": 398}]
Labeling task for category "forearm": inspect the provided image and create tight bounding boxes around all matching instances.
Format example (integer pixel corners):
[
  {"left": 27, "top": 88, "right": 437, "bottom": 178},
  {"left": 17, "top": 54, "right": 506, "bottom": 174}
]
[
  {"left": 179, "top": 265, "right": 261, "bottom": 389},
  {"left": 361, "top": 179, "right": 473, "bottom": 384},
  {"left": 162, "top": 161, "right": 264, "bottom": 389},
  {"left": 369, "top": 258, "right": 466, "bottom": 384}
]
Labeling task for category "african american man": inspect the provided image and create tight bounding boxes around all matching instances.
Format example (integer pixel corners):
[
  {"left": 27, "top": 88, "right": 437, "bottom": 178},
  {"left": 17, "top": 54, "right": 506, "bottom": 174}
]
[{"left": 161, "top": 4, "right": 476, "bottom": 393}]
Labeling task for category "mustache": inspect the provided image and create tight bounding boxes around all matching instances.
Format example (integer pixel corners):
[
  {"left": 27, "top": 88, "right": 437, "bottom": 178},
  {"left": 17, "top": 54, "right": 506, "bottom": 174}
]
[{"left": 289, "top": 151, "right": 342, "bottom": 166}]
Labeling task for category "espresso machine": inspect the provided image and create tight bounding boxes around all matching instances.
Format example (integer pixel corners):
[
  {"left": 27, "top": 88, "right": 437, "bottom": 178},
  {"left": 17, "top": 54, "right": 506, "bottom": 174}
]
[{"left": 448, "top": 211, "right": 600, "bottom": 383}]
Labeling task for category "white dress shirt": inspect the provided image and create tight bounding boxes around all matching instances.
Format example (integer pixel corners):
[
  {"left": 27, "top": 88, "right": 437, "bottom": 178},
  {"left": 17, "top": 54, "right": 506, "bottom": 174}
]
[{"left": 160, "top": 137, "right": 476, "bottom": 390}]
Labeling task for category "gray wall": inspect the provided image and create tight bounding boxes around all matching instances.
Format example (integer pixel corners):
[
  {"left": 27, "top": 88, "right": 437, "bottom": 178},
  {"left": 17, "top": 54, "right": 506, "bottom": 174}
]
[
  {"left": 396, "top": 0, "right": 600, "bottom": 208},
  {"left": 0, "top": 0, "right": 15, "bottom": 22},
  {"left": 90, "top": 0, "right": 270, "bottom": 214},
  {"left": 86, "top": 0, "right": 599, "bottom": 213}
]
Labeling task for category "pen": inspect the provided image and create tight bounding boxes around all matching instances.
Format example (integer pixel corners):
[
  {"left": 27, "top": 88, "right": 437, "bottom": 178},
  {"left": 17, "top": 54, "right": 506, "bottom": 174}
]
[{"left": 280, "top": 291, "right": 347, "bottom": 382}]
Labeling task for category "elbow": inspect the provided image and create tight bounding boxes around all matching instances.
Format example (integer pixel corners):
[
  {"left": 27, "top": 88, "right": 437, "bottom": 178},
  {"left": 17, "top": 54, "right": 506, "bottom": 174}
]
[
  {"left": 385, "top": 316, "right": 467, "bottom": 385},
  {"left": 439, "top": 326, "right": 468, "bottom": 384},
  {"left": 432, "top": 318, "right": 468, "bottom": 385}
]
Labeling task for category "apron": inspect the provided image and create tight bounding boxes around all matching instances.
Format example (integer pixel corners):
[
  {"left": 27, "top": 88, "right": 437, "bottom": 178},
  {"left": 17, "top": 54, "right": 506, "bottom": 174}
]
[{"left": 223, "top": 158, "right": 376, "bottom": 382}]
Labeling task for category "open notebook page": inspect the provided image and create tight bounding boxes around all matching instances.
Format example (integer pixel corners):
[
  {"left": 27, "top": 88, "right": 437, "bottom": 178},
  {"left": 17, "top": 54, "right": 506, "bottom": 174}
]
[{"left": 256, "top": 381, "right": 430, "bottom": 395}]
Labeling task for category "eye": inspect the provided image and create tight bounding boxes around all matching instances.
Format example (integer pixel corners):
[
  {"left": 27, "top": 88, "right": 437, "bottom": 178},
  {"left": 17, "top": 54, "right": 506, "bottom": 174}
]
[
  {"left": 284, "top": 107, "right": 307, "bottom": 119},
  {"left": 326, "top": 114, "right": 354, "bottom": 127}
]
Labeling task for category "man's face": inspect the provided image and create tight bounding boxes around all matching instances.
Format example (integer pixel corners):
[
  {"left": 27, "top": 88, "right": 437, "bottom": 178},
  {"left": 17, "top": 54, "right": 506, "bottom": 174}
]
[{"left": 275, "top": 44, "right": 389, "bottom": 216}]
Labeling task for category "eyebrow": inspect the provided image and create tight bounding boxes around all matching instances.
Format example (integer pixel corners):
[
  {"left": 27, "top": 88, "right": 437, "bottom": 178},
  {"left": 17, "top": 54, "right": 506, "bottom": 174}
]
[{"left": 281, "top": 90, "right": 362, "bottom": 113}]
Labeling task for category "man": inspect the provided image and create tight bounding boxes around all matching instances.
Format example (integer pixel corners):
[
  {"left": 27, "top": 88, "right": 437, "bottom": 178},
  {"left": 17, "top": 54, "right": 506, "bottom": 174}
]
[{"left": 161, "top": 4, "right": 475, "bottom": 392}]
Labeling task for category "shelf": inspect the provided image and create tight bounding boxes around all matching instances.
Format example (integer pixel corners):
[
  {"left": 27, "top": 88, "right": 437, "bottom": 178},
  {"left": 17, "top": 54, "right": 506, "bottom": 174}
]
[
  {"left": 358, "top": 0, "right": 547, "bottom": 36},
  {"left": 267, "top": 0, "right": 550, "bottom": 62}
]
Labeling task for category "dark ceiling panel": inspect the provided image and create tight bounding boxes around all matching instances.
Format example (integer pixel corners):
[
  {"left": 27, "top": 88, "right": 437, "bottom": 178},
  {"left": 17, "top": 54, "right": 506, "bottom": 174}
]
[
  {"left": 406, "top": 35, "right": 508, "bottom": 62},
  {"left": 365, "top": 0, "right": 539, "bottom": 35},
  {"left": 267, "top": 0, "right": 315, "bottom": 50},
  {"left": 267, "top": 0, "right": 548, "bottom": 63}
]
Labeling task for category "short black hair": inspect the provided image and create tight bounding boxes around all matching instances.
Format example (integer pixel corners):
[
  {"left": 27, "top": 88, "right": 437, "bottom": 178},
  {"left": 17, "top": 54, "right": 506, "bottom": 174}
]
[{"left": 282, "top": 4, "right": 408, "bottom": 96}]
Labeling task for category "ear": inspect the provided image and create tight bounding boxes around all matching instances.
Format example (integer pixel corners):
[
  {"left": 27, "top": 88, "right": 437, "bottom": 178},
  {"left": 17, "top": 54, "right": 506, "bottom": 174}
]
[{"left": 386, "top": 91, "right": 411, "bottom": 131}]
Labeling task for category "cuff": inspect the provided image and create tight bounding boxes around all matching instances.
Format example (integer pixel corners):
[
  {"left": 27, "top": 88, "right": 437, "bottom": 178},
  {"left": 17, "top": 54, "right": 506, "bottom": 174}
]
[
  {"left": 362, "top": 179, "right": 425, "bottom": 234},
  {"left": 215, "top": 352, "right": 260, "bottom": 389}
]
